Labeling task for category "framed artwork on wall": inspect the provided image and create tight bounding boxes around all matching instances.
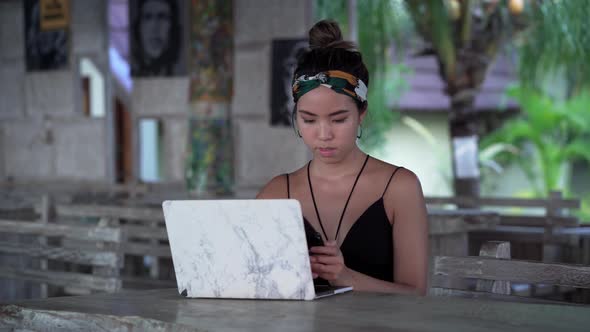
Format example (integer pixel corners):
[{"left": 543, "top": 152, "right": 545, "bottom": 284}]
[
  {"left": 129, "top": 0, "right": 187, "bottom": 77},
  {"left": 270, "top": 38, "right": 308, "bottom": 126},
  {"left": 24, "top": 0, "right": 69, "bottom": 71}
]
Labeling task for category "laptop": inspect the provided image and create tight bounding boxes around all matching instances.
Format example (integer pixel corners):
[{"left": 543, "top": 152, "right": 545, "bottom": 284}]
[{"left": 162, "top": 199, "right": 353, "bottom": 300}]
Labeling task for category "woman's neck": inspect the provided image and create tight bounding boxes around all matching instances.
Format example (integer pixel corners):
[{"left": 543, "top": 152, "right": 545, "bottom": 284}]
[{"left": 310, "top": 147, "right": 367, "bottom": 180}]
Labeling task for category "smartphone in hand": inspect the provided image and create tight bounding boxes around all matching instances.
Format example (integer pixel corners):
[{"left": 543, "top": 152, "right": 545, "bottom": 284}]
[
  {"left": 304, "top": 222, "right": 329, "bottom": 284},
  {"left": 304, "top": 221, "right": 324, "bottom": 249}
]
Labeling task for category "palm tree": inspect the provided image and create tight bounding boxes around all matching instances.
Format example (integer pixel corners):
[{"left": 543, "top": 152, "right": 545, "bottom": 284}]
[
  {"left": 316, "top": 0, "right": 590, "bottom": 200},
  {"left": 404, "top": 0, "right": 528, "bottom": 199}
]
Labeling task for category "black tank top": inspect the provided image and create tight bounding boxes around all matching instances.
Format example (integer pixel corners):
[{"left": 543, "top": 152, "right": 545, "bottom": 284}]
[{"left": 286, "top": 164, "right": 402, "bottom": 283}]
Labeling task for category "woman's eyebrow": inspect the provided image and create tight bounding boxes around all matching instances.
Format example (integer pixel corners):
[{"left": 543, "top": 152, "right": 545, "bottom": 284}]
[
  {"left": 298, "top": 110, "right": 317, "bottom": 116},
  {"left": 329, "top": 110, "right": 350, "bottom": 116},
  {"left": 298, "top": 110, "right": 350, "bottom": 116}
]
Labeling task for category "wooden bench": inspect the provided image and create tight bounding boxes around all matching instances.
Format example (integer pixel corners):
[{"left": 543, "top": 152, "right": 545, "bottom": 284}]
[
  {"left": 428, "top": 209, "right": 500, "bottom": 258},
  {"left": 430, "top": 241, "right": 590, "bottom": 304},
  {"left": 0, "top": 197, "right": 123, "bottom": 299},
  {"left": 49, "top": 198, "right": 588, "bottom": 303},
  {"left": 426, "top": 192, "right": 581, "bottom": 263},
  {"left": 47, "top": 202, "right": 175, "bottom": 289},
  {"left": 47, "top": 200, "right": 502, "bottom": 291}
]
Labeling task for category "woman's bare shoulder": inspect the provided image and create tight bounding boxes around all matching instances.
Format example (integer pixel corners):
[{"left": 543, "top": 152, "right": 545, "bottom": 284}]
[
  {"left": 256, "top": 174, "right": 288, "bottom": 199},
  {"left": 369, "top": 157, "right": 422, "bottom": 194},
  {"left": 368, "top": 156, "right": 401, "bottom": 177},
  {"left": 256, "top": 165, "right": 307, "bottom": 199}
]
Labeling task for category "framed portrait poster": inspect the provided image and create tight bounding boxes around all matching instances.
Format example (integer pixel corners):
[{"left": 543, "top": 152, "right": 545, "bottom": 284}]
[
  {"left": 129, "top": 0, "right": 187, "bottom": 77},
  {"left": 270, "top": 38, "right": 308, "bottom": 126}
]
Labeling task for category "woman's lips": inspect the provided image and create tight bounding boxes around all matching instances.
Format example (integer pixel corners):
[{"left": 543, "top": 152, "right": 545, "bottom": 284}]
[{"left": 318, "top": 147, "right": 336, "bottom": 157}]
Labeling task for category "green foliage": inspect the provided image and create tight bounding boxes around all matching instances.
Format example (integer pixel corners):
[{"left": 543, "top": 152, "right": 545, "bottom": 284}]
[
  {"left": 577, "top": 194, "right": 590, "bottom": 224},
  {"left": 313, "top": 0, "right": 590, "bottom": 173},
  {"left": 478, "top": 142, "right": 519, "bottom": 191},
  {"left": 360, "top": 63, "right": 411, "bottom": 151},
  {"left": 405, "top": 0, "right": 455, "bottom": 79},
  {"left": 404, "top": 1, "right": 590, "bottom": 93},
  {"left": 314, "top": 0, "right": 412, "bottom": 152},
  {"left": 314, "top": 0, "right": 348, "bottom": 33},
  {"left": 481, "top": 85, "right": 590, "bottom": 197},
  {"left": 401, "top": 114, "right": 520, "bottom": 194},
  {"left": 518, "top": 0, "right": 590, "bottom": 91}
]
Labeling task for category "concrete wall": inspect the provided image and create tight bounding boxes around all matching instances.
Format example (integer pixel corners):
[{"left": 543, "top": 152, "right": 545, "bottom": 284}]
[
  {"left": 0, "top": 0, "right": 314, "bottom": 193},
  {"left": 127, "top": 0, "right": 316, "bottom": 192},
  {"left": 232, "top": 0, "right": 313, "bottom": 198},
  {"left": 0, "top": 0, "right": 111, "bottom": 182},
  {"left": 0, "top": 1, "right": 26, "bottom": 181}
]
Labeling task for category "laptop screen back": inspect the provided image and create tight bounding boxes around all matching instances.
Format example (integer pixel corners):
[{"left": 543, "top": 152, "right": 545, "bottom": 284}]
[{"left": 162, "top": 199, "right": 316, "bottom": 300}]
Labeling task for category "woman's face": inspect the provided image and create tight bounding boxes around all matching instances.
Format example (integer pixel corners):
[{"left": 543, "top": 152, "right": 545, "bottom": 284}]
[
  {"left": 139, "top": 0, "right": 172, "bottom": 59},
  {"left": 296, "top": 86, "right": 365, "bottom": 162}
]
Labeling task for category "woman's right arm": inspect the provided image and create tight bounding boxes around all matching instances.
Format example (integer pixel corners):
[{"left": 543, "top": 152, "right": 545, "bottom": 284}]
[{"left": 256, "top": 175, "right": 288, "bottom": 199}]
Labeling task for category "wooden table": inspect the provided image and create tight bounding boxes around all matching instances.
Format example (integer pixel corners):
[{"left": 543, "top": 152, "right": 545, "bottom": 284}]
[{"left": 2, "top": 288, "right": 589, "bottom": 331}]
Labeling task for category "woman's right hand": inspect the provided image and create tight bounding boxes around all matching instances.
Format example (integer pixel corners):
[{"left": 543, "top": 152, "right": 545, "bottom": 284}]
[{"left": 309, "top": 241, "right": 347, "bottom": 282}]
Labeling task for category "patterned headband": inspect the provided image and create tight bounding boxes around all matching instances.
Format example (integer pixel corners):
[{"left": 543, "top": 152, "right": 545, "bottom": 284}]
[{"left": 292, "top": 70, "right": 368, "bottom": 105}]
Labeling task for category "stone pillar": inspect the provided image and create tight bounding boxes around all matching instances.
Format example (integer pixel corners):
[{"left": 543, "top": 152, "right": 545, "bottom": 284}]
[{"left": 232, "top": 0, "right": 313, "bottom": 198}]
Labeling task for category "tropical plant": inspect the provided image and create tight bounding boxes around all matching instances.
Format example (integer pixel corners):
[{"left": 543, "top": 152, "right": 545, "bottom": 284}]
[
  {"left": 314, "top": 0, "right": 413, "bottom": 151},
  {"left": 480, "top": 85, "right": 590, "bottom": 197},
  {"left": 401, "top": 114, "right": 518, "bottom": 195},
  {"left": 517, "top": 0, "right": 590, "bottom": 93},
  {"left": 315, "top": 0, "right": 527, "bottom": 196},
  {"left": 579, "top": 194, "right": 590, "bottom": 223},
  {"left": 315, "top": 0, "right": 590, "bottom": 199},
  {"left": 403, "top": 0, "right": 530, "bottom": 198}
]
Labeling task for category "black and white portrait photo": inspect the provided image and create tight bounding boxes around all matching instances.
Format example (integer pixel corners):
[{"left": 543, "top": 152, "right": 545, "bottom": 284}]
[
  {"left": 24, "top": 0, "right": 69, "bottom": 71},
  {"left": 271, "top": 39, "right": 308, "bottom": 126},
  {"left": 130, "top": 0, "right": 186, "bottom": 77}
]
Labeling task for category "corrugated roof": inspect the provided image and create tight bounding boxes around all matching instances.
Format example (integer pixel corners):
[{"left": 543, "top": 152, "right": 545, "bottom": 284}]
[{"left": 396, "top": 51, "right": 518, "bottom": 111}]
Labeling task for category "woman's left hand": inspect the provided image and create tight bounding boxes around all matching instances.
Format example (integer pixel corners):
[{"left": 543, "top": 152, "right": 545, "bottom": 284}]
[{"left": 309, "top": 240, "right": 348, "bottom": 283}]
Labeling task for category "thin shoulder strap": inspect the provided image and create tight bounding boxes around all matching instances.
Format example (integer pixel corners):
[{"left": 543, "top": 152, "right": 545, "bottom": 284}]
[
  {"left": 382, "top": 167, "right": 403, "bottom": 197},
  {"left": 285, "top": 174, "right": 290, "bottom": 199}
]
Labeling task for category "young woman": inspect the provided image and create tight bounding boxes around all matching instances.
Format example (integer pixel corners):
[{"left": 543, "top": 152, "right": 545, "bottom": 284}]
[{"left": 257, "top": 20, "right": 429, "bottom": 295}]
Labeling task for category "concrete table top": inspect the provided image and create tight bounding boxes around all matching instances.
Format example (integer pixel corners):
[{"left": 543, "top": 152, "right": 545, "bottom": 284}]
[{"left": 2, "top": 288, "right": 590, "bottom": 331}]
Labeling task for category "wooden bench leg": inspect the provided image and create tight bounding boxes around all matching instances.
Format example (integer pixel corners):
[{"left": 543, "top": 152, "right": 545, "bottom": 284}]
[
  {"left": 38, "top": 195, "right": 52, "bottom": 298},
  {"left": 476, "top": 241, "right": 511, "bottom": 295}
]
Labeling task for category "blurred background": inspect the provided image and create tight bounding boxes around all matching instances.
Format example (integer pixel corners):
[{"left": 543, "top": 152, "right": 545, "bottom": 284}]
[{"left": 0, "top": 0, "right": 589, "bottom": 303}]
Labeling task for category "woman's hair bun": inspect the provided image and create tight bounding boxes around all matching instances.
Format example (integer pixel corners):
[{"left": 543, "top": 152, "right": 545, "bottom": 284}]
[{"left": 308, "top": 19, "right": 356, "bottom": 50}]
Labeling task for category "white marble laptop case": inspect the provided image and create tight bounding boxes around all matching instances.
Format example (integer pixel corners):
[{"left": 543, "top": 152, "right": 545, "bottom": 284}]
[{"left": 162, "top": 199, "right": 317, "bottom": 300}]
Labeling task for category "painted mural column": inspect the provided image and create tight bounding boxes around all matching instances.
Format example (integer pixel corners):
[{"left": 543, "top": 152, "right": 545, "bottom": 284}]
[{"left": 185, "top": 0, "right": 233, "bottom": 195}]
